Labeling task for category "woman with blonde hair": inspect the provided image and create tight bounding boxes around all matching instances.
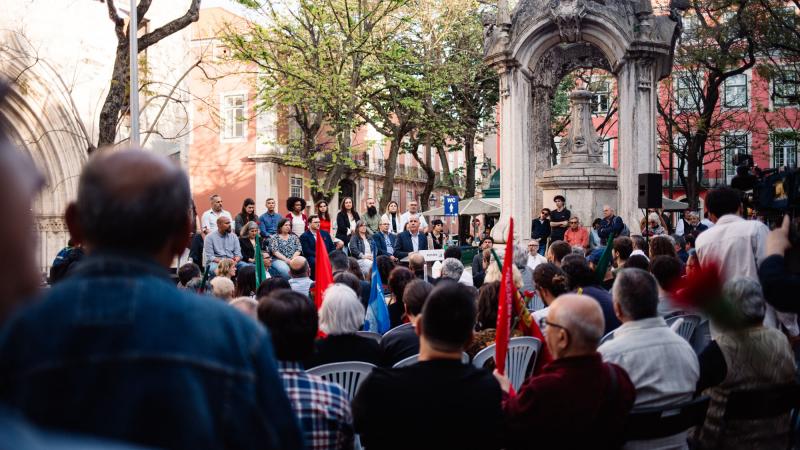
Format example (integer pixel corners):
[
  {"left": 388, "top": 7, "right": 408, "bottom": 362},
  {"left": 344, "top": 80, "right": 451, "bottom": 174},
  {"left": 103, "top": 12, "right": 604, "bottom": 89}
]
[{"left": 215, "top": 258, "right": 236, "bottom": 279}]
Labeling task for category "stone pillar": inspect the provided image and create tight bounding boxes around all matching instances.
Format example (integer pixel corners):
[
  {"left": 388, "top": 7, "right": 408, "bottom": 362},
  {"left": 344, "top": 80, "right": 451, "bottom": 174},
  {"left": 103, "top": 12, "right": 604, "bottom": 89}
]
[
  {"left": 493, "top": 67, "right": 532, "bottom": 243},
  {"left": 616, "top": 57, "right": 659, "bottom": 230},
  {"left": 254, "top": 158, "right": 281, "bottom": 215},
  {"left": 531, "top": 85, "right": 553, "bottom": 217}
]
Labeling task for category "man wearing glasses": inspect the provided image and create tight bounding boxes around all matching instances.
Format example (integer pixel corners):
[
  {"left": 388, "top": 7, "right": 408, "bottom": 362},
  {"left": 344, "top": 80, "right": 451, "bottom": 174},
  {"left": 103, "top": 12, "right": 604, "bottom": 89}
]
[
  {"left": 531, "top": 208, "right": 551, "bottom": 256},
  {"left": 548, "top": 195, "right": 571, "bottom": 242},
  {"left": 564, "top": 217, "right": 589, "bottom": 250},
  {"left": 495, "top": 294, "right": 635, "bottom": 449}
]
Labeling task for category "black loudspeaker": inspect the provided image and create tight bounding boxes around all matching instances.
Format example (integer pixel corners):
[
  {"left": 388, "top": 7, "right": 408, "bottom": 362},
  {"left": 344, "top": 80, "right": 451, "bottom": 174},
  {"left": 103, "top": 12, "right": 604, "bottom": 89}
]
[{"left": 638, "top": 173, "right": 662, "bottom": 209}]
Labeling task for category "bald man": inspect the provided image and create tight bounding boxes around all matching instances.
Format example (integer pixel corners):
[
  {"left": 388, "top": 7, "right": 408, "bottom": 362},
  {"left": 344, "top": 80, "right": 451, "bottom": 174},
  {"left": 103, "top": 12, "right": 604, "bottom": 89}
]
[
  {"left": 496, "top": 294, "right": 635, "bottom": 449},
  {"left": 598, "top": 204, "right": 626, "bottom": 245},
  {"left": 0, "top": 149, "right": 302, "bottom": 448},
  {"left": 288, "top": 255, "right": 313, "bottom": 298}
]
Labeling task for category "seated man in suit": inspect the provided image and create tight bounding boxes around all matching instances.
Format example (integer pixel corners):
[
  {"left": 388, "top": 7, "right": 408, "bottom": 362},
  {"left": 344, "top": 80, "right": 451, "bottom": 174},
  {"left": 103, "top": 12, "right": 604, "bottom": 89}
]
[
  {"left": 372, "top": 218, "right": 397, "bottom": 262},
  {"left": 299, "top": 215, "right": 335, "bottom": 279},
  {"left": 394, "top": 214, "right": 428, "bottom": 260}
]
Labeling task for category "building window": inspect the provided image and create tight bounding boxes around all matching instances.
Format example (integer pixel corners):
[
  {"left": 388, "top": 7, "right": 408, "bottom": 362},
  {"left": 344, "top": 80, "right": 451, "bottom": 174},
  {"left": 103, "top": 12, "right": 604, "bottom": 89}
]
[
  {"left": 773, "top": 71, "right": 798, "bottom": 107},
  {"left": 676, "top": 74, "right": 702, "bottom": 111},
  {"left": 221, "top": 94, "right": 246, "bottom": 140},
  {"left": 290, "top": 176, "right": 303, "bottom": 199},
  {"left": 674, "top": 135, "right": 689, "bottom": 177},
  {"left": 722, "top": 132, "right": 749, "bottom": 182},
  {"left": 406, "top": 190, "right": 414, "bottom": 203},
  {"left": 392, "top": 188, "right": 400, "bottom": 202},
  {"left": 772, "top": 133, "right": 798, "bottom": 168},
  {"left": 601, "top": 139, "right": 613, "bottom": 166},
  {"left": 590, "top": 80, "right": 611, "bottom": 114},
  {"left": 723, "top": 73, "right": 748, "bottom": 109}
]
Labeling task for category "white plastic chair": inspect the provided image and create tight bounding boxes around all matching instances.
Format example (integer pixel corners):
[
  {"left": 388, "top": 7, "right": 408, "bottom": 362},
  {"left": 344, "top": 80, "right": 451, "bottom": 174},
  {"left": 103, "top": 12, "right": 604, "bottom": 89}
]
[
  {"left": 306, "top": 361, "right": 376, "bottom": 401},
  {"left": 669, "top": 317, "right": 685, "bottom": 333},
  {"left": 472, "top": 337, "right": 541, "bottom": 392},
  {"left": 665, "top": 314, "right": 702, "bottom": 342},
  {"left": 356, "top": 330, "right": 382, "bottom": 343},
  {"left": 382, "top": 324, "right": 408, "bottom": 339}
]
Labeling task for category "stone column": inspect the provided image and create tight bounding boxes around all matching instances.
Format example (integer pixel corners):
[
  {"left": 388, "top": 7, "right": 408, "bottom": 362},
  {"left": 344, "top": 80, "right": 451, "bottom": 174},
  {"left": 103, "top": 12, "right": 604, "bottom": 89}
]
[
  {"left": 616, "top": 56, "right": 659, "bottom": 230},
  {"left": 531, "top": 85, "right": 553, "bottom": 217},
  {"left": 493, "top": 66, "right": 533, "bottom": 243}
]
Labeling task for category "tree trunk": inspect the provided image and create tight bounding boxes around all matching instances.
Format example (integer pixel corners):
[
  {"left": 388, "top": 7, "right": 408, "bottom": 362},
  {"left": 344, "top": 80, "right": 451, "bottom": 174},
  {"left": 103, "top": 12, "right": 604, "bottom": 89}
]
[
  {"left": 97, "top": 43, "right": 130, "bottom": 148},
  {"left": 463, "top": 130, "right": 477, "bottom": 198},
  {"left": 409, "top": 138, "right": 436, "bottom": 212},
  {"left": 435, "top": 144, "right": 459, "bottom": 196},
  {"left": 379, "top": 138, "right": 401, "bottom": 212}
]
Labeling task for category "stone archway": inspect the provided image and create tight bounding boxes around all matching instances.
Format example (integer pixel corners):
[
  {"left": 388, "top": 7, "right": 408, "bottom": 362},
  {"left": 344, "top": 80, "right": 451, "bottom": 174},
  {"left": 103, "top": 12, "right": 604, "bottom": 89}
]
[
  {"left": 484, "top": 0, "right": 683, "bottom": 241},
  {"left": 0, "top": 32, "right": 89, "bottom": 275}
]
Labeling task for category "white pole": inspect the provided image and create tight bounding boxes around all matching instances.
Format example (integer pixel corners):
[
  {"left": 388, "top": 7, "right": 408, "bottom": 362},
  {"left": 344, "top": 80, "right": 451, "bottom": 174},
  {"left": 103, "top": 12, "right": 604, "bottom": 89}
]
[{"left": 129, "top": 0, "right": 140, "bottom": 147}]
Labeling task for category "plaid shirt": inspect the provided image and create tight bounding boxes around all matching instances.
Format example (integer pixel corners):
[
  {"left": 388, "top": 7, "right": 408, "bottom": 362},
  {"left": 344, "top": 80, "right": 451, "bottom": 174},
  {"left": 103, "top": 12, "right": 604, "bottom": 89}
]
[{"left": 278, "top": 361, "right": 354, "bottom": 450}]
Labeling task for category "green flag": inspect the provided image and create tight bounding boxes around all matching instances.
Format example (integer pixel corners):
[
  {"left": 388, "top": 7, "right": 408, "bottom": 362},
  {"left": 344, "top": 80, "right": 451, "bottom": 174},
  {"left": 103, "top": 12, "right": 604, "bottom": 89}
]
[
  {"left": 594, "top": 232, "right": 616, "bottom": 284},
  {"left": 255, "top": 234, "right": 268, "bottom": 287}
]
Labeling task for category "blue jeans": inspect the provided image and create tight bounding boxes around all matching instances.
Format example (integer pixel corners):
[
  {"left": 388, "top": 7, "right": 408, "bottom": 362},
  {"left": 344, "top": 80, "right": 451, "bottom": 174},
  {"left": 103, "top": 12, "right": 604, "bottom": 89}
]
[{"left": 271, "top": 259, "right": 291, "bottom": 280}]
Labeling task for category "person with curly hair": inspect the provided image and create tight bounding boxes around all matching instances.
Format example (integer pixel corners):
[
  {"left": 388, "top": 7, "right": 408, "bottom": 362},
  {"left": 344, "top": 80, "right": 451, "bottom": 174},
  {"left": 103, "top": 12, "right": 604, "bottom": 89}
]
[{"left": 285, "top": 196, "right": 308, "bottom": 236}]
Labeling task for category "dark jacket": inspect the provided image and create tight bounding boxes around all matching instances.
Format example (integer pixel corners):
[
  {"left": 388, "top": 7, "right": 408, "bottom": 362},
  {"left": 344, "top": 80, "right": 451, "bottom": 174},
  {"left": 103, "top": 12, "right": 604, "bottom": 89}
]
[
  {"left": 574, "top": 285, "right": 621, "bottom": 335},
  {"left": 299, "top": 229, "right": 335, "bottom": 277},
  {"left": 598, "top": 215, "right": 625, "bottom": 244},
  {"left": 0, "top": 253, "right": 303, "bottom": 449},
  {"left": 531, "top": 218, "right": 551, "bottom": 241},
  {"left": 335, "top": 211, "right": 361, "bottom": 243},
  {"left": 304, "top": 334, "right": 380, "bottom": 369},
  {"left": 353, "top": 360, "right": 503, "bottom": 450},
  {"left": 372, "top": 231, "right": 397, "bottom": 257},
  {"left": 394, "top": 231, "right": 429, "bottom": 260},
  {"left": 379, "top": 323, "right": 419, "bottom": 367},
  {"left": 348, "top": 234, "right": 373, "bottom": 259},
  {"left": 759, "top": 254, "right": 800, "bottom": 314},
  {"left": 239, "top": 236, "right": 265, "bottom": 263}
]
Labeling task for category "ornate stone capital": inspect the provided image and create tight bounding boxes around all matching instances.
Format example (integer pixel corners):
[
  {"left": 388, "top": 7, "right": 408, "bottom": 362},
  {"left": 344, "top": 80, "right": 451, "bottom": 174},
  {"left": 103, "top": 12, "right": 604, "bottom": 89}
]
[{"left": 549, "top": 0, "right": 587, "bottom": 43}]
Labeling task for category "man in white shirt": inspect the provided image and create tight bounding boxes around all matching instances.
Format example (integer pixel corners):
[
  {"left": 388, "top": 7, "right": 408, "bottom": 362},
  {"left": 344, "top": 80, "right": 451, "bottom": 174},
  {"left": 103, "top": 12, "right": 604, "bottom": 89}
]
[
  {"left": 599, "top": 268, "right": 699, "bottom": 450},
  {"left": 201, "top": 194, "right": 233, "bottom": 236},
  {"left": 526, "top": 240, "right": 547, "bottom": 271},
  {"left": 696, "top": 187, "right": 797, "bottom": 334},
  {"left": 399, "top": 200, "right": 428, "bottom": 233}
]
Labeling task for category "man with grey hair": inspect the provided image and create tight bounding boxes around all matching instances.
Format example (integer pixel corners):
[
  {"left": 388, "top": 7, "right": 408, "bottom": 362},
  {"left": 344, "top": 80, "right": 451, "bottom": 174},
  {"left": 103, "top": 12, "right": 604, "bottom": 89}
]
[
  {"left": 0, "top": 149, "right": 301, "bottom": 448},
  {"left": 438, "top": 258, "right": 465, "bottom": 283},
  {"left": 513, "top": 243, "right": 535, "bottom": 292},
  {"left": 599, "top": 268, "right": 699, "bottom": 449},
  {"left": 496, "top": 294, "right": 635, "bottom": 449},
  {"left": 201, "top": 194, "right": 232, "bottom": 236},
  {"left": 598, "top": 204, "right": 626, "bottom": 245},
  {"left": 395, "top": 214, "right": 428, "bottom": 260}
]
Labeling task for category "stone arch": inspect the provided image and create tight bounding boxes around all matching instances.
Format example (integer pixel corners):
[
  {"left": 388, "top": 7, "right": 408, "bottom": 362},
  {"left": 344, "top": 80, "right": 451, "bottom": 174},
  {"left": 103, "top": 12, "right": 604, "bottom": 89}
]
[
  {"left": 484, "top": 0, "right": 681, "bottom": 241},
  {"left": 0, "top": 31, "right": 89, "bottom": 275}
]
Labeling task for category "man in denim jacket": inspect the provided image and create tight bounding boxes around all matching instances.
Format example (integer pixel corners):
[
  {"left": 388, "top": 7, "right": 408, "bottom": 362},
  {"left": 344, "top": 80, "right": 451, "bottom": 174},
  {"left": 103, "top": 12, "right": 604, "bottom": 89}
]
[{"left": 0, "top": 150, "right": 303, "bottom": 449}]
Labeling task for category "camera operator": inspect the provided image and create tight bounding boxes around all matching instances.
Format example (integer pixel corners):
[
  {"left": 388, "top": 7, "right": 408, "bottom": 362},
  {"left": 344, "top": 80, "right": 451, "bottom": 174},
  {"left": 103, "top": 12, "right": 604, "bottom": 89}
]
[
  {"left": 758, "top": 215, "right": 800, "bottom": 313},
  {"left": 730, "top": 165, "right": 758, "bottom": 192}
]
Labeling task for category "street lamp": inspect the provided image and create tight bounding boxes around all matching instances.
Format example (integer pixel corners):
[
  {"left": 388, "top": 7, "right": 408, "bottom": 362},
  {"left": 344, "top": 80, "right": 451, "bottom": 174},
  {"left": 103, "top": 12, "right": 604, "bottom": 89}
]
[{"left": 480, "top": 160, "right": 491, "bottom": 179}]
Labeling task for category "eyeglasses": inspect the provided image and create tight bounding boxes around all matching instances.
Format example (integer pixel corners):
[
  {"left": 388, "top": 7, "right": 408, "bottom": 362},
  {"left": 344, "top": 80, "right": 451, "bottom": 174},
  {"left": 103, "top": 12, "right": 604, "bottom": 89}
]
[
  {"left": 538, "top": 318, "right": 570, "bottom": 338},
  {"left": 568, "top": 221, "right": 578, "bottom": 224}
]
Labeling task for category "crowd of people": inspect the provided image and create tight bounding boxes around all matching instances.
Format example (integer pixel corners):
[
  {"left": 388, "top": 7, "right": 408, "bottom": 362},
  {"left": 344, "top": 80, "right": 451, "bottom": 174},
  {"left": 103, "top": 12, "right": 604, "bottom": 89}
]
[{"left": 2, "top": 80, "right": 800, "bottom": 449}]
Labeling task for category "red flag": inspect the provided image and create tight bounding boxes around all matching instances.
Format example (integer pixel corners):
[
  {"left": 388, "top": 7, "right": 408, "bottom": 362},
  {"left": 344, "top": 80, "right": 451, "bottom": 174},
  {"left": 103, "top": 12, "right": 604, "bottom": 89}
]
[
  {"left": 495, "top": 218, "right": 515, "bottom": 376},
  {"left": 313, "top": 230, "right": 333, "bottom": 310}
]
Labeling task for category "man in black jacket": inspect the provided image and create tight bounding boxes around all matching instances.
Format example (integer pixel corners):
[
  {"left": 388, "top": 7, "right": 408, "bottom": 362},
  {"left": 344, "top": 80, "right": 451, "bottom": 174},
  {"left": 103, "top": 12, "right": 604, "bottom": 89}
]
[
  {"left": 531, "top": 208, "right": 551, "bottom": 256},
  {"left": 759, "top": 215, "right": 800, "bottom": 313}
]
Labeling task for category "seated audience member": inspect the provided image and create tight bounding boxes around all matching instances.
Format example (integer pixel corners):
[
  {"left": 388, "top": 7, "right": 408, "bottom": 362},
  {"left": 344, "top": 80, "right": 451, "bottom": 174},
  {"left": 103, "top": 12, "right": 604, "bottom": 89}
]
[
  {"left": 387, "top": 267, "right": 416, "bottom": 328},
  {"left": 0, "top": 149, "right": 301, "bottom": 448},
  {"left": 330, "top": 250, "right": 370, "bottom": 307},
  {"left": 466, "top": 281, "right": 522, "bottom": 360},
  {"left": 564, "top": 217, "right": 590, "bottom": 249},
  {"left": 332, "top": 272, "right": 363, "bottom": 305},
  {"left": 694, "top": 278, "right": 795, "bottom": 450},
  {"left": 239, "top": 221, "right": 261, "bottom": 264},
  {"left": 299, "top": 215, "right": 335, "bottom": 279},
  {"left": 234, "top": 264, "right": 257, "bottom": 298},
  {"left": 210, "top": 276, "right": 235, "bottom": 301},
  {"left": 625, "top": 254, "right": 650, "bottom": 271},
  {"left": 215, "top": 258, "right": 236, "bottom": 279},
  {"left": 649, "top": 235, "right": 679, "bottom": 259},
  {"left": 473, "top": 249, "right": 492, "bottom": 288},
  {"left": 256, "top": 277, "right": 291, "bottom": 300},
  {"left": 372, "top": 218, "right": 397, "bottom": 260},
  {"left": 649, "top": 255, "right": 683, "bottom": 316},
  {"left": 407, "top": 252, "right": 426, "bottom": 279},
  {"left": 348, "top": 220, "right": 374, "bottom": 277},
  {"left": 484, "top": 259, "right": 523, "bottom": 288},
  {"left": 304, "top": 284, "right": 381, "bottom": 368},
  {"left": 178, "top": 262, "right": 201, "bottom": 288},
  {"left": 759, "top": 215, "right": 800, "bottom": 313},
  {"left": 532, "top": 263, "right": 569, "bottom": 321},
  {"left": 203, "top": 215, "right": 244, "bottom": 274},
  {"left": 444, "top": 247, "right": 473, "bottom": 286},
  {"left": 376, "top": 255, "right": 396, "bottom": 288},
  {"left": 229, "top": 296, "right": 258, "bottom": 319},
  {"left": 353, "top": 281, "right": 504, "bottom": 450},
  {"left": 380, "top": 279, "right": 433, "bottom": 367},
  {"left": 393, "top": 214, "right": 428, "bottom": 259},
  {"left": 288, "top": 256, "right": 313, "bottom": 298},
  {"left": 599, "top": 268, "right": 699, "bottom": 449},
  {"left": 561, "top": 255, "right": 621, "bottom": 334},
  {"left": 496, "top": 294, "right": 635, "bottom": 450},
  {"left": 630, "top": 235, "right": 648, "bottom": 260},
  {"left": 437, "top": 258, "right": 465, "bottom": 284},
  {"left": 672, "top": 235, "right": 689, "bottom": 263},
  {"left": 259, "top": 290, "right": 354, "bottom": 450},
  {"left": 546, "top": 240, "right": 572, "bottom": 267},
  {"left": 613, "top": 236, "right": 634, "bottom": 268}
]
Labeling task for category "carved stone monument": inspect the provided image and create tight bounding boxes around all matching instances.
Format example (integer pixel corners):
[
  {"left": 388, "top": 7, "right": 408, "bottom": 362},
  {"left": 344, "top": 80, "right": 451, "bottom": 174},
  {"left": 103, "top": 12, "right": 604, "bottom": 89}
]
[
  {"left": 539, "top": 90, "right": 618, "bottom": 226},
  {"left": 484, "top": 0, "right": 685, "bottom": 243}
]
